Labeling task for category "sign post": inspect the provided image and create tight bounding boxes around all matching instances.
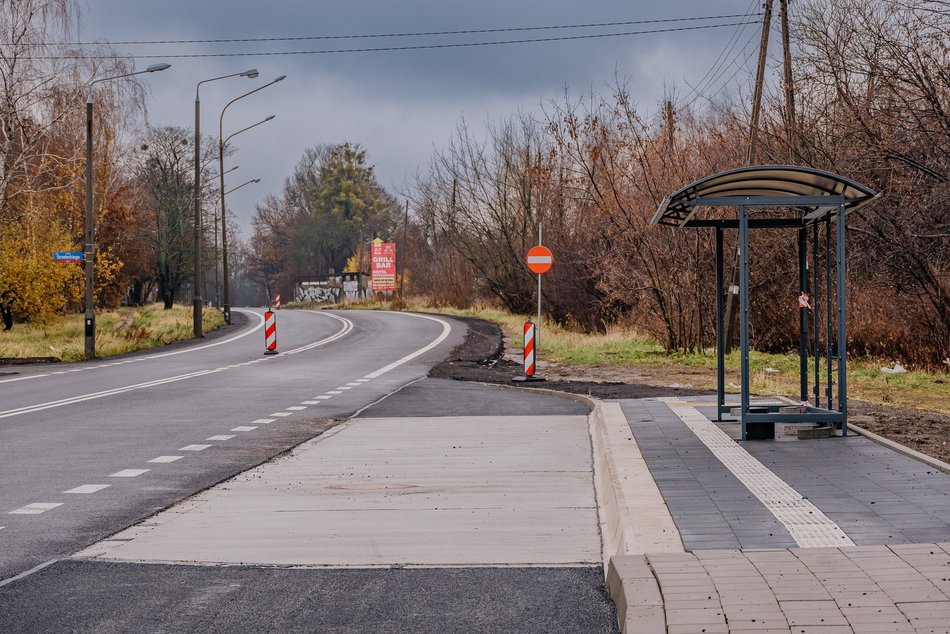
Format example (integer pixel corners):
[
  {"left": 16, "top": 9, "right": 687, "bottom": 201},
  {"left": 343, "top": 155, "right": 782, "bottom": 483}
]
[{"left": 514, "top": 225, "right": 553, "bottom": 383}]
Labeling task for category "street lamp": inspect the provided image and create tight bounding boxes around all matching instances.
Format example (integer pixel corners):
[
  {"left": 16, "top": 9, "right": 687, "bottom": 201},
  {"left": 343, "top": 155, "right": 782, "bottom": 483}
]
[
  {"left": 192, "top": 68, "right": 258, "bottom": 339},
  {"left": 219, "top": 75, "right": 285, "bottom": 324},
  {"left": 85, "top": 62, "right": 170, "bottom": 360},
  {"left": 213, "top": 178, "right": 260, "bottom": 307}
]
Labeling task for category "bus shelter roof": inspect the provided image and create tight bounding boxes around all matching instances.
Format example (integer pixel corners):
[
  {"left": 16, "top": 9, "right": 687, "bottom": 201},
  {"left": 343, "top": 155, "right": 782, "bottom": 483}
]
[{"left": 651, "top": 165, "right": 880, "bottom": 228}]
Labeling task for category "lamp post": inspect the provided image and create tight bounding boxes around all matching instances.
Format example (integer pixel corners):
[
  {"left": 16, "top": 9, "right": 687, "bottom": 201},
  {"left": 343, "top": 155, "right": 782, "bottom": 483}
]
[
  {"left": 86, "top": 62, "right": 170, "bottom": 360},
  {"left": 211, "top": 165, "right": 239, "bottom": 305},
  {"left": 219, "top": 75, "right": 284, "bottom": 324},
  {"left": 193, "top": 69, "right": 258, "bottom": 338},
  {"left": 213, "top": 178, "right": 260, "bottom": 307}
]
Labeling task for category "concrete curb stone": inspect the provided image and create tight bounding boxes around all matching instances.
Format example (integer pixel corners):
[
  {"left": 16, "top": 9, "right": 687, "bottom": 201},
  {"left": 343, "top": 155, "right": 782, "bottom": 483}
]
[{"left": 850, "top": 423, "right": 950, "bottom": 475}]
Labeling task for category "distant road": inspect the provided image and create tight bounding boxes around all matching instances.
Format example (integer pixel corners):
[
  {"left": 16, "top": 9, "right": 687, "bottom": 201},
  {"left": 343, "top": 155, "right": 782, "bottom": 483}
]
[{"left": 0, "top": 308, "right": 463, "bottom": 581}]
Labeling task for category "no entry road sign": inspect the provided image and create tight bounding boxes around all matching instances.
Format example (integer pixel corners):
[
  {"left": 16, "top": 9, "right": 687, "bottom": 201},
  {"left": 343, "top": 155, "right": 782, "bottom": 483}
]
[{"left": 526, "top": 245, "right": 553, "bottom": 274}]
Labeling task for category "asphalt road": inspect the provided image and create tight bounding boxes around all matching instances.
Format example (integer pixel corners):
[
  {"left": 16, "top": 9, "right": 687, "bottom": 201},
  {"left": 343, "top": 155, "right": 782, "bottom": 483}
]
[
  {"left": 1, "top": 309, "right": 619, "bottom": 633},
  {"left": 0, "top": 308, "right": 464, "bottom": 581}
]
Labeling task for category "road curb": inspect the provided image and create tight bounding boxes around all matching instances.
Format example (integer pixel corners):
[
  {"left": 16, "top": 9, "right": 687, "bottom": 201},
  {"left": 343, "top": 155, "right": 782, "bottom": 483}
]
[
  {"left": 588, "top": 401, "right": 684, "bottom": 563},
  {"left": 849, "top": 423, "right": 950, "bottom": 475},
  {"left": 606, "top": 554, "right": 667, "bottom": 633}
]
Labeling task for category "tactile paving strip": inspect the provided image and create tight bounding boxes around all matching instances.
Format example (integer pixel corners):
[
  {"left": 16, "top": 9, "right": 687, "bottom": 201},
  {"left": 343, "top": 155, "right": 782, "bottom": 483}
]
[{"left": 660, "top": 397, "right": 855, "bottom": 549}]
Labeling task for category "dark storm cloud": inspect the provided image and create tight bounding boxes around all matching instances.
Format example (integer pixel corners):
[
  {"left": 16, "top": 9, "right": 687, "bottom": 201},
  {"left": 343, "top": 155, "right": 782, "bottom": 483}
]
[{"left": 80, "top": 0, "right": 760, "bottom": 228}]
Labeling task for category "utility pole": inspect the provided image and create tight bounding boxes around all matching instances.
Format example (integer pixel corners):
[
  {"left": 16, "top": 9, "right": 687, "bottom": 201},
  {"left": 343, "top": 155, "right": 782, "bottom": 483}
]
[
  {"left": 399, "top": 199, "right": 409, "bottom": 297},
  {"left": 780, "top": 0, "right": 798, "bottom": 162},
  {"left": 665, "top": 98, "right": 676, "bottom": 150},
  {"left": 724, "top": 0, "right": 775, "bottom": 353},
  {"left": 746, "top": 0, "right": 775, "bottom": 165}
]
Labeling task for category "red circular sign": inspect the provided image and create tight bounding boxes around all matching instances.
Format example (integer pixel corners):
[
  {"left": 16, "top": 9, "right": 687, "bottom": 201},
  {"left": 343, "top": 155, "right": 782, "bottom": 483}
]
[{"left": 526, "top": 245, "right": 554, "bottom": 274}]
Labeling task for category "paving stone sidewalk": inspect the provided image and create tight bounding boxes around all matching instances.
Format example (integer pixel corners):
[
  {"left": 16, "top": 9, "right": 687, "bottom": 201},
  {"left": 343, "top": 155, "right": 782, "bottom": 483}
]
[
  {"left": 632, "top": 544, "right": 950, "bottom": 633},
  {"left": 614, "top": 395, "right": 950, "bottom": 633}
]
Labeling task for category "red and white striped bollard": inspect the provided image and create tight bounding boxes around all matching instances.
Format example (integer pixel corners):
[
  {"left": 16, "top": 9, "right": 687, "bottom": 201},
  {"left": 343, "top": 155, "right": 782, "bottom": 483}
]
[
  {"left": 512, "top": 320, "right": 545, "bottom": 382},
  {"left": 264, "top": 310, "right": 278, "bottom": 354}
]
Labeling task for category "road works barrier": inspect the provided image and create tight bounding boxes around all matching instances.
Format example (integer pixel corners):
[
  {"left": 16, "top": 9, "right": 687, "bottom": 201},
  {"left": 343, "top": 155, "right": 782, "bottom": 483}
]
[
  {"left": 264, "top": 310, "right": 278, "bottom": 354},
  {"left": 512, "top": 321, "right": 544, "bottom": 383}
]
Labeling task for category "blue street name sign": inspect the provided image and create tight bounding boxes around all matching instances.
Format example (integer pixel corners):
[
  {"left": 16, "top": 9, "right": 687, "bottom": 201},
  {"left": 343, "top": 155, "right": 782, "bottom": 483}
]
[{"left": 53, "top": 252, "right": 84, "bottom": 262}]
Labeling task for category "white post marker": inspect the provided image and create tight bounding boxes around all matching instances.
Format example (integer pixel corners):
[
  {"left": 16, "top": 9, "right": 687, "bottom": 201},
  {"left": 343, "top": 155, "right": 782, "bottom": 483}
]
[{"left": 515, "top": 227, "right": 552, "bottom": 383}]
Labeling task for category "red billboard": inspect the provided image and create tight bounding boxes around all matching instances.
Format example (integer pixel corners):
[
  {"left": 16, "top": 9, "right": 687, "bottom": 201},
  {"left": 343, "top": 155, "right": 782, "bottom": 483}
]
[{"left": 371, "top": 239, "right": 396, "bottom": 292}]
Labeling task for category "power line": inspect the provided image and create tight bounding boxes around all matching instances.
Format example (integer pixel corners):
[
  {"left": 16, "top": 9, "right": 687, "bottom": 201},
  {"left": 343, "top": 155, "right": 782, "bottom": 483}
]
[
  {"left": 674, "top": 0, "right": 760, "bottom": 109},
  {"left": 20, "top": 13, "right": 762, "bottom": 47},
  {"left": 27, "top": 22, "right": 755, "bottom": 59}
]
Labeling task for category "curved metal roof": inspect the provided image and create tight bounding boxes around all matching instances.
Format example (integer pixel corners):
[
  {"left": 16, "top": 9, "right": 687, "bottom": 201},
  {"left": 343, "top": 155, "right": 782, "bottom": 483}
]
[{"left": 651, "top": 165, "right": 880, "bottom": 227}]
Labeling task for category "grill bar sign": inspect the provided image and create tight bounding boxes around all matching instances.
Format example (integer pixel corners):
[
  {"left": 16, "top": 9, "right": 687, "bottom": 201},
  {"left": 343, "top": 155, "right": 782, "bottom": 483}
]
[
  {"left": 53, "top": 251, "right": 84, "bottom": 263},
  {"left": 371, "top": 238, "right": 396, "bottom": 292}
]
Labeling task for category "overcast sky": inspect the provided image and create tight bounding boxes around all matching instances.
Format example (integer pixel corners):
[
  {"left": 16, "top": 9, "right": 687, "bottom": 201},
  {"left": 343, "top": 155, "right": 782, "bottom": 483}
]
[{"left": 79, "top": 0, "right": 764, "bottom": 234}]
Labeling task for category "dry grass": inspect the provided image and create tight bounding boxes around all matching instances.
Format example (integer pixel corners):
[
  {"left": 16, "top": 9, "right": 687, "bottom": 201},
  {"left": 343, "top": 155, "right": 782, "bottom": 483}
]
[
  {"left": 313, "top": 296, "right": 950, "bottom": 415},
  {"left": 0, "top": 304, "right": 226, "bottom": 362}
]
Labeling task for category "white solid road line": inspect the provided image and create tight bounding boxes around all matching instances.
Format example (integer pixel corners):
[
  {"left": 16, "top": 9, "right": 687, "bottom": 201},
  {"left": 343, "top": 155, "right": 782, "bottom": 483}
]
[
  {"left": 110, "top": 469, "right": 149, "bottom": 478},
  {"left": 363, "top": 312, "right": 453, "bottom": 379},
  {"left": 0, "top": 313, "right": 354, "bottom": 420},
  {"left": 9, "top": 503, "right": 63, "bottom": 515},
  {"left": 64, "top": 485, "right": 111, "bottom": 494},
  {"left": 148, "top": 456, "right": 183, "bottom": 463}
]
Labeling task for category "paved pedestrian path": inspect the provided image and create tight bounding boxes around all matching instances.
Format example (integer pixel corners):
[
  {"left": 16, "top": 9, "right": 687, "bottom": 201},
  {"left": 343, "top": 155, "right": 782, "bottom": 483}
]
[
  {"left": 78, "top": 413, "right": 601, "bottom": 567},
  {"left": 620, "top": 396, "right": 950, "bottom": 551},
  {"left": 612, "top": 395, "right": 950, "bottom": 633},
  {"left": 614, "top": 544, "right": 950, "bottom": 633}
]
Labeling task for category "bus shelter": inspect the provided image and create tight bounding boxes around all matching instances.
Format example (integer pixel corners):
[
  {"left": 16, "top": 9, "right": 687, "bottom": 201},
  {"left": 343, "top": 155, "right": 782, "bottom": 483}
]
[{"left": 651, "top": 166, "right": 880, "bottom": 440}]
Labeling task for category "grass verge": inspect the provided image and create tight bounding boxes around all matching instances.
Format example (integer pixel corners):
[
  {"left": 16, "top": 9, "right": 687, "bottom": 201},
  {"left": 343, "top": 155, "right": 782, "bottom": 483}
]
[
  {"left": 298, "top": 297, "right": 950, "bottom": 415},
  {"left": 0, "top": 304, "right": 226, "bottom": 362}
]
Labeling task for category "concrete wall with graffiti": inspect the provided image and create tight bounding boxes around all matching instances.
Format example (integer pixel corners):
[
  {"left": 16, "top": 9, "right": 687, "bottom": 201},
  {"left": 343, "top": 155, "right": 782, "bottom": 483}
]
[{"left": 294, "top": 274, "right": 369, "bottom": 304}]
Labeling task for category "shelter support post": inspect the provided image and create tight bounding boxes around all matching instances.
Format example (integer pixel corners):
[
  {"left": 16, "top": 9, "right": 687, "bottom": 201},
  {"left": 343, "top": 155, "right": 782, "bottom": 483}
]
[
  {"left": 739, "top": 205, "right": 750, "bottom": 440},
  {"left": 716, "top": 228, "right": 725, "bottom": 420},
  {"left": 798, "top": 227, "right": 808, "bottom": 402},
  {"left": 825, "top": 216, "right": 834, "bottom": 410},
  {"left": 837, "top": 202, "right": 848, "bottom": 435},
  {"left": 813, "top": 221, "right": 820, "bottom": 407}
]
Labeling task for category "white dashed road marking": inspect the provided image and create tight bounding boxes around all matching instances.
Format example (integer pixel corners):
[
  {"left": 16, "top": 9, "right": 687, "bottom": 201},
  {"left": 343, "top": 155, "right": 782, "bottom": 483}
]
[
  {"left": 314, "top": 396, "right": 333, "bottom": 401},
  {"left": 286, "top": 406, "right": 307, "bottom": 411},
  {"left": 110, "top": 469, "right": 149, "bottom": 478},
  {"left": 9, "top": 503, "right": 63, "bottom": 515},
  {"left": 346, "top": 382, "right": 362, "bottom": 387},
  {"left": 335, "top": 386, "right": 352, "bottom": 390},
  {"left": 271, "top": 412, "right": 292, "bottom": 417},
  {"left": 300, "top": 401, "right": 320, "bottom": 405},
  {"left": 65, "top": 484, "right": 111, "bottom": 494},
  {"left": 231, "top": 426, "right": 257, "bottom": 432},
  {"left": 180, "top": 444, "right": 211, "bottom": 452},
  {"left": 661, "top": 398, "right": 855, "bottom": 548},
  {"left": 250, "top": 419, "right": 275, "bottom": 425},
  {"left": 355, "top": 378, "right": 371, "bottom": 383},
  {"left": 207, "top": 435, "right": 235, "bottom": 441},
  {"left": 326, "top": 390, "right": 343, "bottom": 395},
  {"left": 148, "top": 456, "right": 183, "bottom": 463}
]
